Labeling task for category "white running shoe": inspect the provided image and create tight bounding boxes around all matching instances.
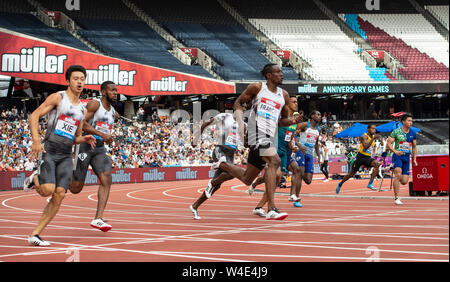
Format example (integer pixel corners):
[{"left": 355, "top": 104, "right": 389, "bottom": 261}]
[
  {"left": 90, "top": 218, "right": 112, "bottom": 232},
  {"left": 288, "top": 194, "right": 299, "bottom": 202},
  {"left": 394, "top": 198, "right": 403, "bottom": 205},
  {"left": 190, "top": 205, "right": 201, "bottom": 220},
  {"left": 247, "top": 179, "right": 257, "bottom": 196},
  {"left": 28, "top": 235, "right": 50, "bottom": 246},
  {"left": 204, "top": 179, "right": 213, "bottom": 199},
  {"left": 266, "top": 208, "right": 288, "bottom": 220},
  {"left": 323, "top": 179, "right": 329, "bottom": 183},
  {"left": 211, "top": 156, "right": 226, "bottom": 171},
  {"left": 252, "top": 207, "right": 266, "bottom": 217},
  {"left": 23, "top": 170, "right": 38, "bottom": 192}
]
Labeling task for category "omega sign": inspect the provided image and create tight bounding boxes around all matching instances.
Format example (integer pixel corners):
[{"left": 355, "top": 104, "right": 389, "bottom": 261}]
[{"left": 417, "top": 167, "right": 433, "bottom": 179}]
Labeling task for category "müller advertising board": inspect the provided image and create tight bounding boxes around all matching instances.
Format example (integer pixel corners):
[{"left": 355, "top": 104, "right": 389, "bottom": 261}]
[
  {"left": 0, "top": 162, "right": 350, "bottom": 191},
  {"left": 236, "top": 82, "right": 449, "bottom": 95},
  {"left": 0, "top": 29, "right": 235, "bottom": 96}
]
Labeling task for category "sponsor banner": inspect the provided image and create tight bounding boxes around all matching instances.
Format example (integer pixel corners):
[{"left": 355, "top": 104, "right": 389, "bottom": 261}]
[
  {"left": 0, "top": 30, "right": 235, "bottom": 96},
  {"left": 0, "top": 166, "right": 223, "bottom": 190},
  {"left": 272, "top": 50, "right": 290, "bottom": 60},
  {"left": 236, "top": 82, "right": 449, "bottom": 95},
  {"left": 180, "top": 48, "right": 198, "bottom": 58},
  {"left": 366, "top": 50, "right": 384, "bottom": 60}
]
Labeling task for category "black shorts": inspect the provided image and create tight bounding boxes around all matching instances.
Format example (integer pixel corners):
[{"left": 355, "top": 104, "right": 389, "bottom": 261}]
[
  {"left": 37, "top": 151, "right": 73, "bottom": 191},
  {"left": 73, "top": 143, "right": 112, "bottom": 183},
  {"left": 351, "top": 153, "right": 375, "bottom": 172},
  {"left": 212, "top": 146, "right": 236, "bottom": 178},
  {"left": 247, "top": 143, "right": 275, "bottom": 171}
]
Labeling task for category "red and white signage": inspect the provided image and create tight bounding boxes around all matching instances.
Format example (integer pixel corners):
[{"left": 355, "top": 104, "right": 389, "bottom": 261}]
[
  {"left": 0, "top": 162, "right": 351, "bottom": 191},
  {"left": 180, "top": 48, "right": 198, "bottom": 58},
  {"left": 367, "top": 50, "right": 385, "bottom": 60},
  {"left": 272, "top": 50, "right": 290, "bottom": 60},
  {"left": 0, "top": 30, "right": 235, "bottom": 96}
]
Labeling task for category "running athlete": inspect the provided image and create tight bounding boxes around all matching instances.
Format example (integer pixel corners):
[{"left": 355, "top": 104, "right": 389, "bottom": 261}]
[
  {"left": 189, "top": 112, "right": 245, "bottom": 219},
  {"left": 335, "top": 124, "right": 382, "bottom": 194},
  {"left": 290, "top": 110, "right": 322, "bottom": 203},
  {"left": 213, "top": 64, "right": 302, "bottom": 220},
  {"left": 319, "top": 140, "right": 330, "bottom": 182},
  {"left": 248, "top": 99, "right": 305, "bottom": 210},
  {"left": 386, "top": 114, "right": 417, "bottom": 205},
  {"left": 70, "top": 81, "right": 119, "bottom": 231},
  {"left": 23, "top": 65, "right": 96, "bottom": 246}
]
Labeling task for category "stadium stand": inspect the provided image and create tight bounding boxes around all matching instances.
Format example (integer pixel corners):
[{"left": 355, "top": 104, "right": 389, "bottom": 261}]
[
  {"left": 36, "top": 0, "right": 214, "bottom": 78},
  {"left": 356, "top": 15, "right": 449, "bottom": 80},
  {"left": 225, "top": 0, "right": 387, "bottom": 81},
  {"left": 0, "top": 0, "right": 90, "bottom": 51},
  {"left": 327, "top": 0, "right": 449, "bottom": 81},
  {"left": 414, "top": 121, "right": 450, "bottom": 144},
  {"left": 250, "top": 18, "right": 376, "bottom": 81},
  {"left": 132, "top": 0, "right": 298, "bottom": 81},
  {"left": 359, "top": 14, "right": 449, "bottom": 67},
  {"left": 75, "top": 19, "right": 214, "bottom": 77},
  {"left": 425, "top": 5, "right": 449, "bottom": 30}
]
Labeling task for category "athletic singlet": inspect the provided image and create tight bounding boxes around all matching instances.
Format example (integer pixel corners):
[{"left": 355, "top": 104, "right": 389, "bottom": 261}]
[
  {"left": 358, "top": 133, "right": 375, "bottom": 157},
  {"left": 390, "top": 127, "right": 417, "bottom": 154},
  {"left": 248, "top": 82, "right": 285, "bottom": 147},
  {"left": 213, "top": 113, "right": 241, "bottom": 150},
  {"left": 88, "top": 98, "right": 116, "bottom": 146},
  {"left": 297, "top": 121, "right": 320, "bottom": 156},
  {"left": 44, "top": 91, "right": 85, "bottom": 150},
  {"left": 278, "top": 122, "right": 297, "bottom": 152}
]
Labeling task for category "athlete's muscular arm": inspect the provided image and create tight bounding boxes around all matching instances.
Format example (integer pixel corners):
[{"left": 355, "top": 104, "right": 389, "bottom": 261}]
[
  {"left": 279, "top": 91, "right": 302, "bottom": 127},
  {"left": 234, "top": 82, "right": 260, "bottom": 141},
  {"left": 28, "top": 93, "right": 62, "bottom": 158},
  {"left": 74, "top": 109, "right": 96, "bottom": 147},
  {"left": 386, "top": 136, "right": 403, "bottom": 156},
  {"left": 360, "top": 134, "right": 372, "bottom": 150},
  {"left": 192, "top": 117, "right": 215, "bottom": 146},
  {"left": 201, "top": 117, "right": 215, "bottom": 134},
  {"left": 412, "top": 139, "right": 418, "bottom": 166},
  {"left": 315, "top": 138, "right": 321, "bottom": 164},
  {"left": 294, "top": 122, "right": 308, "bottom": 154}
]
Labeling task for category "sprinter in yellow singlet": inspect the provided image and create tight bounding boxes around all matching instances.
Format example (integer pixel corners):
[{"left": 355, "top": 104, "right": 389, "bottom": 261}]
[{"left": 336, "top": 124, "right": 382, "bottom": 194}]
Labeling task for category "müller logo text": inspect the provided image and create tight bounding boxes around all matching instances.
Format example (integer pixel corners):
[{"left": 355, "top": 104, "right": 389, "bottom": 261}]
[
  {"left": 1, "top": 47, "right": 137, "bottom": 86},
  {"left": 2, "top": 47, "right": 67, "bottom": 74},
  {"left": 150, "top": 76, "right": 188, "bottom": 92}
]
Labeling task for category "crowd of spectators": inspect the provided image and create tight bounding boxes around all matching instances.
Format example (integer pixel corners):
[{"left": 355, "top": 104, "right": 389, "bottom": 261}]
[
  {"left": 0, "top": 106, "right": 392, "bottom": 172},
  {"left": 0, "top": 108, "right": 249, "bottom": 171}
]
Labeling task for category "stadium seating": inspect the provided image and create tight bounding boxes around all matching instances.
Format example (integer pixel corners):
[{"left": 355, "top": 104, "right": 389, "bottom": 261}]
[
  {"left": 132, "top": 0, "right": 298, "bottom": 81},
  {"left": 354, "top": 15, "right": 449, "bottom": 80},
  {"left": 0, "top": 0, "right": 91, "bottom": 52},
  {"left": 36, "top": 0, "right": 215, "bottom": 78},
  {"left": 76, "top": 19, "right": 214, "bottom": 78},
  {"left": 251, "top": 18, "right": 375, "bottom": 81},
  {"left": 359, "top": 14, "right": 449, "bottom": 68},
  {"left": 226, "top": 0, "right": 329, "bottom": 20},
  {"left": 425, "top": 5, "right": 449, "bottom": 30}
]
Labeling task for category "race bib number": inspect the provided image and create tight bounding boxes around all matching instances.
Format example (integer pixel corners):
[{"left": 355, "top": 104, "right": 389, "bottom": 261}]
[
  {"left": 256, "top": 97, "right": 281, "bottom": 137},
  {"left": 94, "top": 121, "right": 112, "bottom": 140},
  {"left": 225, "top": 131, "right": 239, "bottom": 149},
  {"left": 285, "top": 131, "right": 293, "bottom": 142},
  {"left": 399, "top": 141, "right": 411, "bottom": 153},
  {"left": 305, "top": 133, "right": 318, "bottom": 147},
  {"left": 54, "top": 115, "right": 80, "bottom": 140}
]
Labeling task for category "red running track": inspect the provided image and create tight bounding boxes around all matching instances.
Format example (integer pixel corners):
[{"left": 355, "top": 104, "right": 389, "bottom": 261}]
[{"left": 0, "top": 178, "right": 448, "bottom": 262}]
